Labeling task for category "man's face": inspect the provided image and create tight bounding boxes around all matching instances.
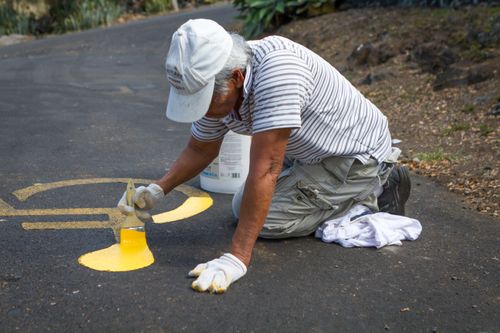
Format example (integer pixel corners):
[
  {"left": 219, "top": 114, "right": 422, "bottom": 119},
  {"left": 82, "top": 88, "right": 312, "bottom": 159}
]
[{"left": 205, "top": 69, "right": 245, "bottom": 119}]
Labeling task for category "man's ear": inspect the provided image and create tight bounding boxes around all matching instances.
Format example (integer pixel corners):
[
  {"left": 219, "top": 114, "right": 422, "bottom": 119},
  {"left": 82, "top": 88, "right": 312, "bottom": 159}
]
[{"left": 232, "top": 69, "right": 245, "bottom": 88}]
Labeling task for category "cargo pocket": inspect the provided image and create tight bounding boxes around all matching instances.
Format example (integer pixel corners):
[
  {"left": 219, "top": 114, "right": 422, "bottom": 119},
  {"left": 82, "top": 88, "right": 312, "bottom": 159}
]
[{"left": 296, "top": 180, "right": 334, "bottom": 210}]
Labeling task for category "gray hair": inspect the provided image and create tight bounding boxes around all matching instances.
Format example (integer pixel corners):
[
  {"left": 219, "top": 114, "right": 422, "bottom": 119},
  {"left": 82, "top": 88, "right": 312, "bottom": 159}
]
[{"left": 214, "top": 33, "right": 252, "bottom": 95}]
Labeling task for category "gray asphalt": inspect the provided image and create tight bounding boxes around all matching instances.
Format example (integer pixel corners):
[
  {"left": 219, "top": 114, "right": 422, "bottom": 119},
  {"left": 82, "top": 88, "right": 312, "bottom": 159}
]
[{"left": 0, "top": 4, "right": 499, "bottom": 332}]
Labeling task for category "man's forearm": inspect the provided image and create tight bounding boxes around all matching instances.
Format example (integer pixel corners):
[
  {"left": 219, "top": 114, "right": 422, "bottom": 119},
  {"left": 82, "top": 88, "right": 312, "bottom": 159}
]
[
  {"left": 156, "top": 136, "right": 222, "bottom": 194},
  {"left": 230, "top": 171, "right": 278, "bottom": 266},
  {"left": 230, "top": 128, "right": 291, "bottom": 266}
]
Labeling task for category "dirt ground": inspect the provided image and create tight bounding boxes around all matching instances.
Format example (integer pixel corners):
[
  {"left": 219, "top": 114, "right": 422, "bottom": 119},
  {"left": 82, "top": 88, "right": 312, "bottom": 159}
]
[{"left": 274, "top": 6, "right": 499, "bottom": 218}]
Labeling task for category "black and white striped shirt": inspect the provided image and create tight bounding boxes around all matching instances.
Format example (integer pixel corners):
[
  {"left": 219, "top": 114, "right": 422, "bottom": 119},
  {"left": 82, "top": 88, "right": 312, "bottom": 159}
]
[{"left": 192, "top": 36, "right": 392, "bottom": 164}]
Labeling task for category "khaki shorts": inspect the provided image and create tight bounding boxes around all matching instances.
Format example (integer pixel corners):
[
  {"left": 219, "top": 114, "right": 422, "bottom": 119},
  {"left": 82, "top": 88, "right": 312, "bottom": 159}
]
[{"left": 232, "top": 148, "right": 400, "bottom": 239}]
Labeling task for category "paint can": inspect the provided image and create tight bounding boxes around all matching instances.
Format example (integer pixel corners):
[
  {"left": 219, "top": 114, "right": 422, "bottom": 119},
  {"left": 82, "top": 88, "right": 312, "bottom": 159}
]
[{"left": 200, "top": 130, "right": 251, "bottom": 194}]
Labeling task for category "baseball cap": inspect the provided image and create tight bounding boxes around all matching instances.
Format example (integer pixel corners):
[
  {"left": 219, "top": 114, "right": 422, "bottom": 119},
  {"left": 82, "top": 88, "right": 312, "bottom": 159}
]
[{"left": 165, "top": 19, "right": 233, "bottom": 123}]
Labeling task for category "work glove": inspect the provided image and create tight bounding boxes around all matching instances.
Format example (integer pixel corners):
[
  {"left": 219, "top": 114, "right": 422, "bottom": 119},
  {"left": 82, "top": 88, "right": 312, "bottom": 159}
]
[
  {"left": 188, "top": 253, "right": 247, "bottom": 293},
  {"left": 117, "top": 183, "right": 164, "bottom": 221}
]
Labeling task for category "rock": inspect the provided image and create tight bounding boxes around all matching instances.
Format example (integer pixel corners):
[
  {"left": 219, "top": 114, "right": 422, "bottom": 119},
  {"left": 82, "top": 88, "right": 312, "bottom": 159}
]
[
  {"left": 359, "top": 69, "right": 395, "bottom": 85},
  {"left": 433, "top": 62, "right": 497, "bottom": 91},
  {"left": 487, "top": 103, "right": 500, "bottom": 116},
  {"left": 410, "top": 42, "right": 458, "bottom": 74},
  {"left": 467, "top": 16, "right": 500, "bottom": 47},
  {"left": 433, "top": 67, "right": 467, "bottom": 90},
  {"left": 467, "top": 63, "right": 496, "bottom": 84},
  {"left": 474, "top": 94, "right": 495, "bottom": 105},
  {"left": 348, "top": 42, "right": 395, "bottom": 67}
]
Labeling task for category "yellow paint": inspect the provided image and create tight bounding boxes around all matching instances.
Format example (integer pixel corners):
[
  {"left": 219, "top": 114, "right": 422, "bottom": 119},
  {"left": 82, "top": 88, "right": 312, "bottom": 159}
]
[
  {"left": 0, "top": 178, "right": 213, "bottom": 237},
  {"left": 153, "top": 196, "right": 213, "bottom": 224},
  {"left": 1, "top": 178, "right": 214, "bottom": 273},
  {"left": 0, "top": 199, "right": 13, "bottom": 210},
  {"left": 78, "top": 228, "right": 154, "bottom": 272},
  {"left": 12, "top": 178, "right": 152, "bottom": 201},
  {"left": 22, "top": 221, "right": 113, "bottom": 230},
  {"left": 78, "top": 180, "right": 154, "bottom": 272}
]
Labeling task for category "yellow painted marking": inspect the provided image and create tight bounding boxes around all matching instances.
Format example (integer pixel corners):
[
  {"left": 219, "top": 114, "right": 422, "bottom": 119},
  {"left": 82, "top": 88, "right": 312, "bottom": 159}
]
[
  {"left": 153, "top": 196, "right": 213, "bottom": 224},
  {"left": 0, "top": 178, "right": 213, "bottom": 235},
  {"left": 22, "top": 221, "right": 113, "bottom": 230},
  {"left": 13, "top": 178, "right": 152, "bottom": 201},
  {"left": 0, "top": 198, "right": 14, "bottom": 210},
  {"left": 0, "top": 178, "right": 214, "bottom": 273},
  {"left": 0, "top": 207, "right": 114, "bottom": 216},
  {"left": 78, "top": 228, "right": 154, "bottom": 272}
]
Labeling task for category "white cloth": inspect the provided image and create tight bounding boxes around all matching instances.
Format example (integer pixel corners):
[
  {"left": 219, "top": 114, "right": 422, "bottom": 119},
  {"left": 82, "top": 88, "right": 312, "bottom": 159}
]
[{"left": 315, "top": 205, "right": 422, "bottom": 248}]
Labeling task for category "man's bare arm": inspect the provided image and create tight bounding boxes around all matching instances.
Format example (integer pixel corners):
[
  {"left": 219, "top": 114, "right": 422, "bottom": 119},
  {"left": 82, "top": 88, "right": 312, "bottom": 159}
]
[
  {"left": 155, "top": 135, "right": 223, "bottom": 194},
  {"left": 231, "top": 128, "right": 292, "bottom": 266}
]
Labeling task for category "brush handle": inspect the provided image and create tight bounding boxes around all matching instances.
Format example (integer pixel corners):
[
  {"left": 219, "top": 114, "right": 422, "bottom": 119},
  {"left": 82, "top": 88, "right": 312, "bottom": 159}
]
[{"left": 126, "top": 179, "right": 135, "bottom": 208}]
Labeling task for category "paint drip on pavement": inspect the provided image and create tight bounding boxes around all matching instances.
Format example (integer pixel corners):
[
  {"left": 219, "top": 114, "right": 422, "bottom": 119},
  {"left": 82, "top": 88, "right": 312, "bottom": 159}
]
[{"left": 78, "top": 227, "right": 154, "bottom": 272}]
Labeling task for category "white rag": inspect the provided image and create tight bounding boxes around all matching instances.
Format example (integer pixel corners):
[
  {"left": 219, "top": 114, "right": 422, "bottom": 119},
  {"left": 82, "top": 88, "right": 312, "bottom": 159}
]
[{"left": 315, "top": 205, "right": 422, "bottom": 248}]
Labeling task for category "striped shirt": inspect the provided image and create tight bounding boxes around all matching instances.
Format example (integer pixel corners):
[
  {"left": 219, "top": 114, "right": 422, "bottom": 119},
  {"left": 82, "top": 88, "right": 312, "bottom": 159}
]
[{"left": 192, "top": 36, "right": 392, "bottom": 164}]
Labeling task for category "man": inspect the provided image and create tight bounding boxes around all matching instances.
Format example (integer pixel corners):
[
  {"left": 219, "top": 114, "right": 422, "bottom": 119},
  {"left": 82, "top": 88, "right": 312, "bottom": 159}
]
[{"left": 118, "top": 19, "right": 411, "bottom": 294}]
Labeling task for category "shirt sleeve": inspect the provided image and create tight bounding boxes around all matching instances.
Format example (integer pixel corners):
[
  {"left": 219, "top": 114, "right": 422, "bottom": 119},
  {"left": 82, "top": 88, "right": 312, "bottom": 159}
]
[
  {"left": 191, "top": 116, "right": 229, "bottom": 142},
  {"left": 251, "top": 50, "right": 313, "bottom": 135}
]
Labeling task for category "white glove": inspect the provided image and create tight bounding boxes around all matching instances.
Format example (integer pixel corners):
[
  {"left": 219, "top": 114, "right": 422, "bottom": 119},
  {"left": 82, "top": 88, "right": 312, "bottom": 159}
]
[
  {"left": 117, "top": 183, "right": 164, "bottom": 221},
  {"left": 188, "top": 253, "right": 247, "bottom": 293}
]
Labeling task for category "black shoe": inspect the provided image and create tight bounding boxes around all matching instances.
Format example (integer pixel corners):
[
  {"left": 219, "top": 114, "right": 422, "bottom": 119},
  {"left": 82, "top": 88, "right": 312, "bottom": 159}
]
[{"left": 377, "top": 165, "right": 411, "bottom": 215}]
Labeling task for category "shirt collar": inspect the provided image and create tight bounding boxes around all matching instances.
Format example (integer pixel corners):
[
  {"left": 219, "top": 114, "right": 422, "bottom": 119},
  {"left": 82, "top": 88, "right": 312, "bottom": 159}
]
[{"left": 243, "top": 62, "right": 253, "bottom": 98}]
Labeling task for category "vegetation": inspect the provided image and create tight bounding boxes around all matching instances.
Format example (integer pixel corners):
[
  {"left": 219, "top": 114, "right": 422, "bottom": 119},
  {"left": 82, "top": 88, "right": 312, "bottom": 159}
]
[
  {"left": 415, "top": 149, "right": 456, "bottom": 162},
  {"left": 55, "top": 0, "right": 123, "bottom": 32},
  {"left": 234, "top": 0, "right": 335, "bottom": 38},
  {"left": 0, "top": 0, "right": 181, "bottom": 36},
  {"left": 0, "top": 2, "right": 32, "bottom": 35},
  {"left": 144, "top": 0, "right": 171, "bottom": 14}
]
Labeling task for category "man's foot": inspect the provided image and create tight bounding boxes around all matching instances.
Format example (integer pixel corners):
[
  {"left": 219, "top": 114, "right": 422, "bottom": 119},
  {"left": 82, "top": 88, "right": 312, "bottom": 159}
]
[{"left": 377, "top": 165, "right": 411, "bottom": 216}]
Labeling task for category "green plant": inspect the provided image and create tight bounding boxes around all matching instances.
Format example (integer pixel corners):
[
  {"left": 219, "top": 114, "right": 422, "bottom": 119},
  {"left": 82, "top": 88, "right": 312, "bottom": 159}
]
[
  {"left": 57, "top": 0, "right": 123, "bottom": 32},
  {"left": 462, "top": 104, "right": 475, "bottom": 114},
  {"left": 416, "top": 148, "right": 454, "bottom": 162},
  {"left": 443, "top": 122, "right": 471, "bottom": 135},
  {"left": 0, "top": 2, "right": 32, "bottom": 35},
  {"left": 234, "top": 0, "right": 332, "bottom": 38},
  {"left": 479, "top": 124, "right": 493, "bottom": 136},
  {"left": 144, "top": 0, "right": 171, "bottom": 14}
]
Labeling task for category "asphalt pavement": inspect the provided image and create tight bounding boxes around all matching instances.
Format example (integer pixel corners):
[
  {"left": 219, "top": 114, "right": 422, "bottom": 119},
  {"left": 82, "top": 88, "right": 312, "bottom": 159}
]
[{"left": 0, "top": 4, "right": 498, "bottom": 332}]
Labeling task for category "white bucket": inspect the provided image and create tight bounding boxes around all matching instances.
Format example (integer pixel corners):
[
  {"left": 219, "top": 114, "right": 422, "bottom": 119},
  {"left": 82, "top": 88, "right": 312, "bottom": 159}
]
[{"left": 200, "top": 130, "right": 251, "bottom": 194}]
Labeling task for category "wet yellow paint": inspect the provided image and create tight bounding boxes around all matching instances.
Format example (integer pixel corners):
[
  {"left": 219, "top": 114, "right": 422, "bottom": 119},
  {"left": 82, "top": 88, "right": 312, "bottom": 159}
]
[
  {"left": 78, "top": 180, "right": 154, "bottom": 272},
  {"left": 153, "top": 196, "right": 213, "bottom": 224},
  {"left": 1, "top": 178, "right": 214, "bottom": 272},
  {"left": 78, "top": 228, "right": 154, "bottom": 272}
]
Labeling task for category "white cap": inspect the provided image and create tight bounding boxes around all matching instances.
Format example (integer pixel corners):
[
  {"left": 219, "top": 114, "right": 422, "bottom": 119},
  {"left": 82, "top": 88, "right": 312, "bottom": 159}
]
[{"left": 165, "top": 19, "right": 233, "bottom": 123}]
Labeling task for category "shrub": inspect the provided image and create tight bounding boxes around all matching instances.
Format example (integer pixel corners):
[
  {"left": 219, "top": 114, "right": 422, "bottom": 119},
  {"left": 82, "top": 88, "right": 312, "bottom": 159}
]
[
  {"left": 234, "top": 0, "right": 333, "bottom": 38},
  {"left": 0, "top": 2, "right": 33, "bottom": 35},
  {"left": 145, "top": 0, "right": 171, "bottom": 13},
  {"left": 54, "top": 0, "right": 124, "bottom": 32}
]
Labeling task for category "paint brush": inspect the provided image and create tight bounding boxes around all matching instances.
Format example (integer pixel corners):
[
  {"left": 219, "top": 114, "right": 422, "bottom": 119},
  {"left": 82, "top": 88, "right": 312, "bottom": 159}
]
[
  {"left": 77, "top": 179, "right": 154, "bottom": 271},
  {"left": 121, "top": 179, "right": 145, "bottom": 230}
]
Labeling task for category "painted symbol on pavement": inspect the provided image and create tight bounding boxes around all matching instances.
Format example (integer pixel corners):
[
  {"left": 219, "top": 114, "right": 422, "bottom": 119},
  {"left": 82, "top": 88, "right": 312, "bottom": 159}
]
[{"left": 0, "top": 178, "right": 213, "bottom": 240}]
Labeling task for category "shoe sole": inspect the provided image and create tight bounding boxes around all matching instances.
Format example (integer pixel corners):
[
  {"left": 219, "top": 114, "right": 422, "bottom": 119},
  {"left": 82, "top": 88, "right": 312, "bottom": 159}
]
[{"left": 397, "top": 166, "right": 411, "bottom": 215}]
